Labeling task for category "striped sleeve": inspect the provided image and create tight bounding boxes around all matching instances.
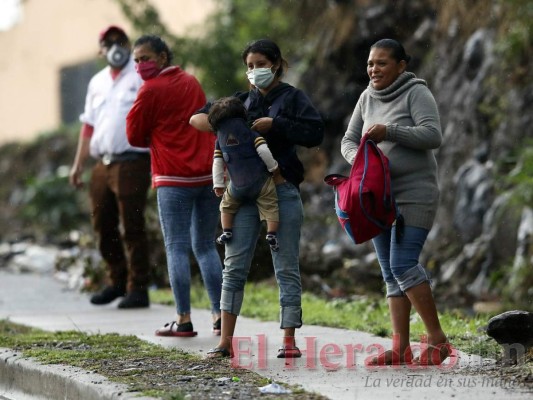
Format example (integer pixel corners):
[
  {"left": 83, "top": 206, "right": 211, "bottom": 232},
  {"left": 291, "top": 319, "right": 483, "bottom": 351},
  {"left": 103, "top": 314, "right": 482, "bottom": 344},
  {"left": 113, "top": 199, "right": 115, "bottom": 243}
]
[
  {"left": 255, "top": 138, "right": 278, "bottom": 172},
  {"left": 212, "top": 146, "right": 225, "bottom": 188}
]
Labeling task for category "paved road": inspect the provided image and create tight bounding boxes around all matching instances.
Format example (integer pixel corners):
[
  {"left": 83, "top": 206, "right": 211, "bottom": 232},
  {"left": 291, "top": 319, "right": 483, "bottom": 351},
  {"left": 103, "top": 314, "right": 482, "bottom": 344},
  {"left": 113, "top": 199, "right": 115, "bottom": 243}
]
[{"left": 0, "top": 269, "right": 531, "bottom": 400}]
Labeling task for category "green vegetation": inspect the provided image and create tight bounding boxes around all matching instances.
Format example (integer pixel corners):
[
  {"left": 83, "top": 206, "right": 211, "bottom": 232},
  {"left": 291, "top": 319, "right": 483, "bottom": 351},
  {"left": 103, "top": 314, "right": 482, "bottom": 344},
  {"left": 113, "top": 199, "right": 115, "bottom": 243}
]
[
  {"left": 0, "top": 320, "right": 192, "bottom": 367},
  {"left": 0, "top": 125, "right": 88, "bottom": 242},
  {"left": 0, "top": 320, "right": 300, "bottom": 399},
  {"left": 506, "top": 143, "right": 533, "bottom": 206},
  {"left": 487, "top": 142, "right": 533, "bottom": 307},
  {"left": 494, "top": 0, "right": 533, "bottom": 83},
  {"left": 19, "top": 167, "right": 86, "bottom": 235},
  {"left": 0, "top": 319, "right": 333, "bottom": 399},
  {"left": 115, "top": 0, "right": 304, "bottom": 97}
]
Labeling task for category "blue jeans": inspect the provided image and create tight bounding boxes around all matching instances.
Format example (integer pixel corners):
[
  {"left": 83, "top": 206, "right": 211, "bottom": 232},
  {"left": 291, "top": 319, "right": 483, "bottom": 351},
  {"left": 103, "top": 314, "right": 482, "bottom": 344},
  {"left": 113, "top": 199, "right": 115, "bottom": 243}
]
[
  {"left": 372, "top": 225, "right": 431, "bottom": 297},
  {"left": 220, "top": 182, "right": 303, "bottom": 329},
  {"left": 156, "top": 185, "right": 223, "bottom": 316}
]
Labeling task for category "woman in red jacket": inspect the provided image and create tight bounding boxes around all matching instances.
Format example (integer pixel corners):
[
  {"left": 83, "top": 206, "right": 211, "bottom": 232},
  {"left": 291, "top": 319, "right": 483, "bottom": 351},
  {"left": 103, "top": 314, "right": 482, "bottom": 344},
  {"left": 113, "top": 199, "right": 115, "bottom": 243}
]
[{"left": 126, "top": 35, "right": 222, "bottom": 337}]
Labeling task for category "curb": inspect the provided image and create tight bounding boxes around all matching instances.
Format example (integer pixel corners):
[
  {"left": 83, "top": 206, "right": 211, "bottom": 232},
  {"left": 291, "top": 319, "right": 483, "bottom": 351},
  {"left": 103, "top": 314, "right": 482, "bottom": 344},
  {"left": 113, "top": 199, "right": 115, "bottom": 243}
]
[{"left": 0, "top": 348, "right": 156, "bottom": 400}]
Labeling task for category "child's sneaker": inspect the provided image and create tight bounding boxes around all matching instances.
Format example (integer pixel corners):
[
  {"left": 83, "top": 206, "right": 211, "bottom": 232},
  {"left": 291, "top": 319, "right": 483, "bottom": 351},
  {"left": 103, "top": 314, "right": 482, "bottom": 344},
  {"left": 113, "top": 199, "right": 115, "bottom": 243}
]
[
  {"left": 266, "top": 233, "right": 279, "bottom": 252},
  {"left": 216, "top": 231, "right": 232, "bottom": 245}
]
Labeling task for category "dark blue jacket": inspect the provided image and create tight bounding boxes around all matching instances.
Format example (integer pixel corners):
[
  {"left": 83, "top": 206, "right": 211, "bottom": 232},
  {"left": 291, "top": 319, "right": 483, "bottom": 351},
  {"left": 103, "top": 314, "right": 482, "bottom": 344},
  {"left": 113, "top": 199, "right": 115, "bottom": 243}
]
[
  {"left": 198, "top": 82, "right": 324, "bottom": 188},
  {"left": 237, "top": 83, "right": 324, "bottom": 188}
]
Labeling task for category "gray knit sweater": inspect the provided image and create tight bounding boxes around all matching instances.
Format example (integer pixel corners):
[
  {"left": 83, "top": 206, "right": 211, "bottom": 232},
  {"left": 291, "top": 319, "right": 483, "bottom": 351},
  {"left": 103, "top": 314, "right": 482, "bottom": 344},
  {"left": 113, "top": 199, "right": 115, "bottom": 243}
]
[{"left": 340, "top": 72, "right": 442, "bottom": 230}]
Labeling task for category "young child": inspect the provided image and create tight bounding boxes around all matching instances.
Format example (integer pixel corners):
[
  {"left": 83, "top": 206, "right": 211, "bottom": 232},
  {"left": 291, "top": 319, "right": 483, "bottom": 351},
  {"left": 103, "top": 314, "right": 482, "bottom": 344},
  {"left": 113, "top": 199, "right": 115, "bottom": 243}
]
[{"left": 208, "top": 97, "right": 280, "bottom": 252}]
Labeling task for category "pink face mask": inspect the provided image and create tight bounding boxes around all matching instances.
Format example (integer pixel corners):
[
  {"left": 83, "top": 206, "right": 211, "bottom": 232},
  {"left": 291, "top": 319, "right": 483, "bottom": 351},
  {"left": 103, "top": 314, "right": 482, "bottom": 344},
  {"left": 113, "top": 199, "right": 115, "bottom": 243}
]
[{"left": 135, "top": 60, "right": 161, "bottom": 80}]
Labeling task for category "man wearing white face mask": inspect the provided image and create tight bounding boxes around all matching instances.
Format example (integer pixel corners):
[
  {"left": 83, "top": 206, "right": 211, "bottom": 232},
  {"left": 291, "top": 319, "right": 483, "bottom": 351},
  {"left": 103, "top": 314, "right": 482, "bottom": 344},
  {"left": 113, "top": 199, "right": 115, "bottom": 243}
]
[{"left": 69, "top": 26, "right": 152, "bottom": 309}]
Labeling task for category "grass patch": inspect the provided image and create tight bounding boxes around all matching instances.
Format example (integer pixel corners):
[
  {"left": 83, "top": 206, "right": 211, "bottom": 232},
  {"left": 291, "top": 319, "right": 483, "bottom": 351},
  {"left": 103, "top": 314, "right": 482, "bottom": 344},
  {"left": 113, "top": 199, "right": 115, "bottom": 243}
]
[
  {"left": 153, "top": 278, "right": 502, "bottom": 358},
  {"left": 0, "top": 320, "right": 191, "bottom": 367},
  {"left": 0, "top": 320, "right": 325, "bottom": 399}
]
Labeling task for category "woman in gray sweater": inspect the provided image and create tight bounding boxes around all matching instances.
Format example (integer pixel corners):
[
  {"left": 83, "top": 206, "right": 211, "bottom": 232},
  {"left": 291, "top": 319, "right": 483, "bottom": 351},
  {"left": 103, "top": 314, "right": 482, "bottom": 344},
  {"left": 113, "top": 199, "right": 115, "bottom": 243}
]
[{"left": 341, "top": 39, "right": 451, "bottom": 366}]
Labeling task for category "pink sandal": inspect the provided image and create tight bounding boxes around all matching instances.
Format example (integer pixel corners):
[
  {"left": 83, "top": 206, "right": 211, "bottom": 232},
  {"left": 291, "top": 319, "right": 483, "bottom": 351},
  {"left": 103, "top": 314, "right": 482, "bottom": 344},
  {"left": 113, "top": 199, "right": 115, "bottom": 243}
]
[
  {"left": 277, "top": 345, "right": 302, "bottom": 358},
  {"left": 365, "top": 348, "right": 413, "bottom": 366},
  {"left": 412, "top": 343, "right": 454, "bottom": 366}
]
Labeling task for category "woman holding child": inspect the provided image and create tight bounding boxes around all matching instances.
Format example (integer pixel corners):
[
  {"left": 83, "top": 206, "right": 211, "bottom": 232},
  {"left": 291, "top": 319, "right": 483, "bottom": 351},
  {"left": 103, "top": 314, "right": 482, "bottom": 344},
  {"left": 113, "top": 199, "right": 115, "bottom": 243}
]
[{"left": 190, "top": 38, "right": 324, "bottom": 358}]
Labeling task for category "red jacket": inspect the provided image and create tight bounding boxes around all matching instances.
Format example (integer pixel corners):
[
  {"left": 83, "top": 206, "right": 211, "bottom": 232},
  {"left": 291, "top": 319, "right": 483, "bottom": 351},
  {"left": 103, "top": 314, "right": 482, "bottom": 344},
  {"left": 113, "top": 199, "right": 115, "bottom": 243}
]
[{"left": 127, "top": 66, "right": 214, "bottom": 187}]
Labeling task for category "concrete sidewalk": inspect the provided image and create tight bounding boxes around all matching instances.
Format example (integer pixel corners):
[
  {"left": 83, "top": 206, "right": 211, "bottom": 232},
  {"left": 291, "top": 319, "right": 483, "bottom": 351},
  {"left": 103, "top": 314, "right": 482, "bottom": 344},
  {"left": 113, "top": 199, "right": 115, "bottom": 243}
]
[{"left": 0, "top": 270, "right": 531, "bottom": 400}]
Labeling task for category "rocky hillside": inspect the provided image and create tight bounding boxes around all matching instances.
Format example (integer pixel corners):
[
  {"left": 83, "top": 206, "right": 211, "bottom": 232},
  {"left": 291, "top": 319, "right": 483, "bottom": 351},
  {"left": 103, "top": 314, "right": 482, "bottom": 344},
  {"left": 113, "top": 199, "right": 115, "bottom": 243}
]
[{"left": 293, "top": 0, "right": 532, "bottom": 309}]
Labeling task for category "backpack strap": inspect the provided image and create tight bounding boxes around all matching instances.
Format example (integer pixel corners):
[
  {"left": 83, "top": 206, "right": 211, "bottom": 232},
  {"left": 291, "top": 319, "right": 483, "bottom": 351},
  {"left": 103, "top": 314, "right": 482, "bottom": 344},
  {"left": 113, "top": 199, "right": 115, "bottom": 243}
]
[
  {"left": 243, "top": 90, "right": 291, "bottom": 117},
  {"left": 359, "top": 140, "right": 393, "bottom": 230},
  {"left": 268, "top": 90, "right": 290, "bottom": 117}
]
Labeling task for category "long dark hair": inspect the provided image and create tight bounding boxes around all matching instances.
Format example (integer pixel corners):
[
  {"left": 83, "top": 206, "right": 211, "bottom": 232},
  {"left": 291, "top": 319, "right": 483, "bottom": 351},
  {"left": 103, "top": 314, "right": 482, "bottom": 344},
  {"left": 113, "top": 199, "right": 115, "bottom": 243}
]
[
  {"left": 371, "top": 38, "right": 411, "bottom": 64},
  {"left": 133, "top": 35, "right": 173, "bottom": 65},
  {"left": 241, "top": 39, "right": 288, "bottom": 78}
]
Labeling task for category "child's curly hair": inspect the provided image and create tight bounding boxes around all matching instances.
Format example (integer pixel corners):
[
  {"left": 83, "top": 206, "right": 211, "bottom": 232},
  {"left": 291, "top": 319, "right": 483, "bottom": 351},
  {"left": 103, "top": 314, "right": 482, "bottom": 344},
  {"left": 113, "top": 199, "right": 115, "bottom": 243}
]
[{"left": 208, "top": 97, "right": 247, "bottom": 131}]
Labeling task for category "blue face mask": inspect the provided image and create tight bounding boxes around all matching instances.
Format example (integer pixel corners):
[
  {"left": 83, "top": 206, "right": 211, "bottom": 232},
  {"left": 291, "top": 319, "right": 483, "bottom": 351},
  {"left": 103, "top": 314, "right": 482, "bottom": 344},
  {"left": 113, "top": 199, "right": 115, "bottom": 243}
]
[{"left": 246, "top": 67, "right": 276, "bottom": 89}]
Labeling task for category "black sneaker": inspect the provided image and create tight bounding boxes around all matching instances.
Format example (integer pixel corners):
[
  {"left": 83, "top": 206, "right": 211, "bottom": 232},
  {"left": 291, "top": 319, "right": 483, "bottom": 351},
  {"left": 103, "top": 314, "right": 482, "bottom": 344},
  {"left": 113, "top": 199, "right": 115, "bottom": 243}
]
[
  {"left": 90, "top": 285, "right": 126, "bottom": 305},
  {"left": 266, "top": 234, "right": 279, "bottom": 252},
  {"left": 117, "top": 290, "right": 149, "bottom": 309}
]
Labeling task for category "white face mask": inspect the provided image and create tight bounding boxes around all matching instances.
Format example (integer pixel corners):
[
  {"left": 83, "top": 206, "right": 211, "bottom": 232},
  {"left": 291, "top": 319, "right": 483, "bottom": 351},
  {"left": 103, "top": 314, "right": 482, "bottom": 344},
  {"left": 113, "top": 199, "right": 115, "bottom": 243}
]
[
  {"left": 246, "top": 67, "right": 276, "bottom": 89},
  {"left": 106, "top": 44, "right": 130, "bottom": 68}
]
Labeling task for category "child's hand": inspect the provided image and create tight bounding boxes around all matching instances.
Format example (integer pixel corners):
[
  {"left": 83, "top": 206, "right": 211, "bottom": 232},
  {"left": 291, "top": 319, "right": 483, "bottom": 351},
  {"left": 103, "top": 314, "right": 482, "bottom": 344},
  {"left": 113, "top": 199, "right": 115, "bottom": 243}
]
[
  {"left": 214, "top": 187, "right": 225, "bottom": 197},
  {"left": 272, "top": 167, "right": 285, "bottom": 185}
]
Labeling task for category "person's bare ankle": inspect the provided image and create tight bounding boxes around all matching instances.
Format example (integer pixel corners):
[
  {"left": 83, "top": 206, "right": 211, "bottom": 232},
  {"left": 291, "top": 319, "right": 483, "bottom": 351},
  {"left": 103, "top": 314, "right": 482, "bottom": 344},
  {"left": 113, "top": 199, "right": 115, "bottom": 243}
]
[
  {"left": 283, "top": 336, "right": 296, "bottom": 348},
  {"left": 178, "top": 316, "right": 192, "bottom": 324},
  {"left": 427, "top": 333, "right": 447, "bottom": 346}
]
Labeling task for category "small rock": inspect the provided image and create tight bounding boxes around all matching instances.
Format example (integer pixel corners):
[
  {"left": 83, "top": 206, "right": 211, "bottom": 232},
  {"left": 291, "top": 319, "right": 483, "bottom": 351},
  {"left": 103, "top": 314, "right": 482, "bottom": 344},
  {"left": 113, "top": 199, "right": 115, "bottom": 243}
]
[
  {"left": 259, "top": 382, "right": 292, "bottom": 394},
  {"left": 215, "top": 377, "right": 231, "bottom": 385},
  {"left": 486, "top": 310, "right": 533, "bottom": 364}
]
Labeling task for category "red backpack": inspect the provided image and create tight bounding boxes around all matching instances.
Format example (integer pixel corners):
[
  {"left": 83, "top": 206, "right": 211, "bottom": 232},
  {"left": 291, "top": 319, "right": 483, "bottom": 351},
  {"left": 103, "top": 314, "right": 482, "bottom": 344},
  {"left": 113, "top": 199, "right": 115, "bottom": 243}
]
[{"left": 324, "top": 135, "right": 401, "bottom": 244}]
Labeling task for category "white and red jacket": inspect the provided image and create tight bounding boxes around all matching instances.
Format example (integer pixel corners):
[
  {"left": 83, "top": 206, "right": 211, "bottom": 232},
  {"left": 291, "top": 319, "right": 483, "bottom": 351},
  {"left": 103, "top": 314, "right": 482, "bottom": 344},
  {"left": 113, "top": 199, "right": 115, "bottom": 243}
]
[{"left": 126, "top": 66, "right": 214, "bottom": 188}]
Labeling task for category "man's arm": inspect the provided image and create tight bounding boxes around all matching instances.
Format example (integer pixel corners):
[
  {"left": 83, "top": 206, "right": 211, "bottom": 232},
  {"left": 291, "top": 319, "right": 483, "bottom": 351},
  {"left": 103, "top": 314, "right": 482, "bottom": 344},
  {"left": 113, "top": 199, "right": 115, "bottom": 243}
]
[{"left": 69, "top": 123, "right": 93, "bottom": 188}]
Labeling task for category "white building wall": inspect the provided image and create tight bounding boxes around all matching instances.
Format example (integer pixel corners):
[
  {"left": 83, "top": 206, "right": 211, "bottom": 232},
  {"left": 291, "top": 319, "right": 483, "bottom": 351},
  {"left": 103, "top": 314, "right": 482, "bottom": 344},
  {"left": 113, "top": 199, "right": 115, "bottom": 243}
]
[{"left": 0, "top": 0, "right": 214, "bottom": 144}]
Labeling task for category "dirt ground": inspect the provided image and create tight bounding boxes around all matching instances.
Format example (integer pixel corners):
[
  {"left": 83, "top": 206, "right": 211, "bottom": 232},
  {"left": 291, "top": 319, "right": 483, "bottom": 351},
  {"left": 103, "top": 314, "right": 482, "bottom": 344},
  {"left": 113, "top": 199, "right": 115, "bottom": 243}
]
[{"left": 78, "top": 347, "right": 532, "bottom": 399}]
